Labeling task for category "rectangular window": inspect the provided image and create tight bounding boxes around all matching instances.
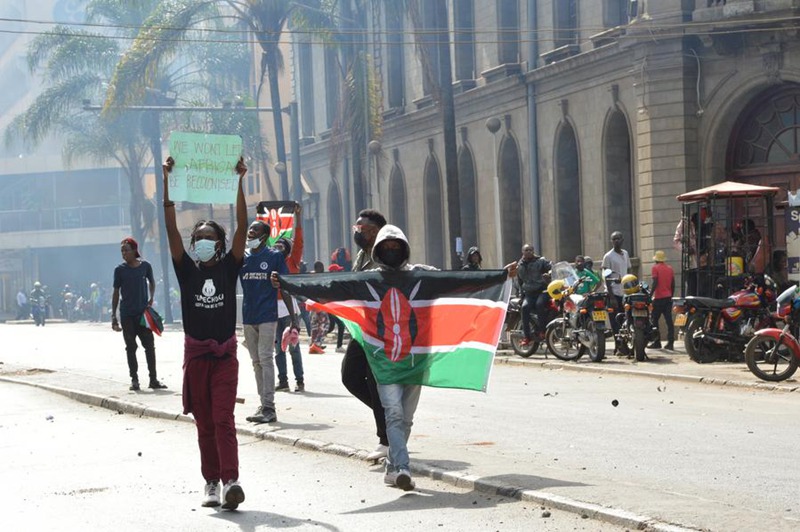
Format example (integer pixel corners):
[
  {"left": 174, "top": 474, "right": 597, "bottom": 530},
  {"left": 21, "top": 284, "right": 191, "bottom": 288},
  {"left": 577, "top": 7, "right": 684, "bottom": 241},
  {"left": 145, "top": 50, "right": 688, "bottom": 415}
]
[
  {"left": 298, "top": 42, "right": 315, "bottom": 137},
  {"left": 386, "top": 3, "right": 405, "bottom": 108},
  {"left": 497, "top": 0, "right": 519, "bottom": 64},
  {"left": 554, "top": 0, "right": 578, "bottom": 48},
  {"left": 454, "top": 0, "right": 475, "bottom": 80},
  {"left": 324, "top": 47, "right": 340, "bottom": 128}
]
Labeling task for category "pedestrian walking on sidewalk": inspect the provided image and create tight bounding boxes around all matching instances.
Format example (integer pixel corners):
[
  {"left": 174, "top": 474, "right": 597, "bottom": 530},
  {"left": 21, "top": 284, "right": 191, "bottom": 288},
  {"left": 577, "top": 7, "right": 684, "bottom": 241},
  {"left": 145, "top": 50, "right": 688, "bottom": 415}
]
[
  {"left": 273, "top": 218, "right": 305, "bottom": 392},
  {"left": 240, "top": 219, "right": 288, "bottom": 424},
  {"left": 649, "top": 250, "right": 675, "bottom": 350},
  {"left": 162, "top": 155, "right": 247, "bottom": 511},
  {"left": 308, "top": 261, "right": 329, "bottom": 354},
  {"left": 111, "top": 237, "right": 166, "bottom": 391},
  {"left": 343, "top": 209, "right": 390, "bottom": 461}
]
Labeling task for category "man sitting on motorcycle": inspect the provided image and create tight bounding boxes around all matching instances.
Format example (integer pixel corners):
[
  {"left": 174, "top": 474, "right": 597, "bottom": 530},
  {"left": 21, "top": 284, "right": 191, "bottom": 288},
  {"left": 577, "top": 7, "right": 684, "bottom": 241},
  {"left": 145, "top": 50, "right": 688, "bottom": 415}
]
[
  {"left": 516, "top": 244, "right": 552, "bottom": 345},
  {"left": 574, "top": 255, "right": 601, "bottom": 295}
]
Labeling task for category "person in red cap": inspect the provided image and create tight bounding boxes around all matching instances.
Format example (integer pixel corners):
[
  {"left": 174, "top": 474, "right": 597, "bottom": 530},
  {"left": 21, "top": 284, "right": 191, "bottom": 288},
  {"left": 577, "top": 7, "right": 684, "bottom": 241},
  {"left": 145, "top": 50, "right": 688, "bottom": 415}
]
[{"left": 111, "top": 237, "right": 167, "bottom": 391}]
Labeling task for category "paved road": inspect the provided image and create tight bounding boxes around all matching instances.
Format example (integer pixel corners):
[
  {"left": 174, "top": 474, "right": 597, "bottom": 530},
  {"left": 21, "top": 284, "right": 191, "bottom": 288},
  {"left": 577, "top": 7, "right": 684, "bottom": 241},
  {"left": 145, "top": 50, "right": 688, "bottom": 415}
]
[
  {"left": 3, "top": 322, "right": 800, "bottom": 531},
  {"left": 2, "top": 380, "right": 625, "bottom": 531}
]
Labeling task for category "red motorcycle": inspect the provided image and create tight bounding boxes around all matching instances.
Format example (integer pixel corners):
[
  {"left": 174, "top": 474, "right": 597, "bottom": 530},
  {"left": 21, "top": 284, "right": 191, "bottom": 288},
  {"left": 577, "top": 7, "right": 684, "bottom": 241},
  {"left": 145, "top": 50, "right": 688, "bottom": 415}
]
[
  {"left": 744, "top": 286, "right": 800, "bottom": 381},
  {"left": 676, "top": 274, "right": 778, "bottom": 363}
]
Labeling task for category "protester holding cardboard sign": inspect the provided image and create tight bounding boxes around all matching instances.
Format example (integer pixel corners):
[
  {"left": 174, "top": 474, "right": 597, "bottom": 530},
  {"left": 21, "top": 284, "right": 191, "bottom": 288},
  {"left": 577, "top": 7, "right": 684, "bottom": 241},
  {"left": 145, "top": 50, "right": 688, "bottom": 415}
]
[{"left": 162, "top": 153, "right": 248, "bottom": 511}]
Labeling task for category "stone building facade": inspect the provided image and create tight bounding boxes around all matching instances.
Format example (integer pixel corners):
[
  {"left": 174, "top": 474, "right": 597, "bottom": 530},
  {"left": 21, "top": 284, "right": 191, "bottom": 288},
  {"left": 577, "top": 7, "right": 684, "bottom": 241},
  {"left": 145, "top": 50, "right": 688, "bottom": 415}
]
[{"left": 290, "top": 0, "right": 800, "bottom": 279}]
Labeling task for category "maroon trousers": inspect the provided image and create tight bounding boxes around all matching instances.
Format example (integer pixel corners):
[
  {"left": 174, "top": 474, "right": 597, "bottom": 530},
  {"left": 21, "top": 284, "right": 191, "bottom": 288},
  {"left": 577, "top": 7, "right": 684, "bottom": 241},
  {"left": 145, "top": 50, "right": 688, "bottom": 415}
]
[{"left": 185, "top": 353, "right": 239, "bottom": 484}]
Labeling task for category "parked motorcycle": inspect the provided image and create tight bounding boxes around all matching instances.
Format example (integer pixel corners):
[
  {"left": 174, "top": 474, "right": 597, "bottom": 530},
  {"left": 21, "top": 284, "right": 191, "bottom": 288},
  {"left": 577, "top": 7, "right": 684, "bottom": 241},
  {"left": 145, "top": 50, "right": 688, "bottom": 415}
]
[
  {"left": 744, "top": 285, "right": 800, "bottom": 381},
  {"left": 674, "top": 274, "right": 779, "bottom": 363},
  {"left": 506, "top": 294, "right": 559, "bottom": 358},
  {"left": 615, "top": 275, "right": 659, "bottom": 362},
  {"left": 544, "top": 262, "right": 610, "bottom": 362}
]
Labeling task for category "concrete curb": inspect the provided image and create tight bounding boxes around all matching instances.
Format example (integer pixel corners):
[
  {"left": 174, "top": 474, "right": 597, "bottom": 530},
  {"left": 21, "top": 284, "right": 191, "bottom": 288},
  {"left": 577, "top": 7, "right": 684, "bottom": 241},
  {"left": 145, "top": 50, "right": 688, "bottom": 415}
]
[
  {"left": 0, "top": 374, "right": 702, "bottom": 531},
  {"left": 494, "top": 354, "right": 800, "bottom": 393}
]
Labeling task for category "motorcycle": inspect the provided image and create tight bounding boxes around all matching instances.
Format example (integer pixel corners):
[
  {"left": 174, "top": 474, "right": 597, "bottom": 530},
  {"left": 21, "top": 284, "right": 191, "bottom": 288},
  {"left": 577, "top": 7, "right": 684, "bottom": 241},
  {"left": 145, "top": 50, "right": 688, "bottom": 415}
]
[
  {"left": 615, "top": 277, "right": 659, "bottom": 362},
  {"left": 744, "top": 285, "right": 800, "bottom": 382},
  {"left": 31, "top": 296, "right": 46, "bottom": 326},
  {"left": 674, "top": 274, "right": 779, "bottom": 363},
  {"left": 506, "top": 294, "right": 559, "bottom": 358},
  {"left": 544, "top": 262, "right": 610, "bottom": 362}
]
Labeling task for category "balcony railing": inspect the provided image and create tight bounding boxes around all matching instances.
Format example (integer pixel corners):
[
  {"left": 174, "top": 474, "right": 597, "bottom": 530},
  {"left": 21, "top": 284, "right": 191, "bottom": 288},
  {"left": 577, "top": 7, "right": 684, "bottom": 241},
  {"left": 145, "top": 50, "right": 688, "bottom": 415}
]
[{"left": 0, "top": 204, "right": 129, "bottom": 233}]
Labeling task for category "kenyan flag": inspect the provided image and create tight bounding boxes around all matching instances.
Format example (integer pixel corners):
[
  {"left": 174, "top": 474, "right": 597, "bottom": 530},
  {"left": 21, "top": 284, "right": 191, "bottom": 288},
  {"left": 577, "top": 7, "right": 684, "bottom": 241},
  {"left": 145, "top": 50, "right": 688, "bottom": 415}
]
[
  {"left": 278, "top": 270, "right": 511, "bottom": 392},
  {"left": 256, "top": 201, "right": 297, "bottom": 245}
]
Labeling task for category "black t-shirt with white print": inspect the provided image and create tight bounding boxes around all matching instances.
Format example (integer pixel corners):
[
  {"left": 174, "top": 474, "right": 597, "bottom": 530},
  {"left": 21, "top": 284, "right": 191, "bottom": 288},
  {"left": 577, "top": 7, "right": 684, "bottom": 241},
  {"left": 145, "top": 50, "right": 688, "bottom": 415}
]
[{"left": 173, "top": 251, "right": 242, "bottom": 342}]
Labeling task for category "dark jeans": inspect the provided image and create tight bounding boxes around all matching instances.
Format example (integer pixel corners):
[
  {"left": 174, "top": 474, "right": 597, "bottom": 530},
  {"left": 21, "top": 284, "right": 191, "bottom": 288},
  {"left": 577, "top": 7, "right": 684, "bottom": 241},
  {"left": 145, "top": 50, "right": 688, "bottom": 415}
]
[
  {"left": 275, "top": 315, "right": 304, "bottom": 384},
  {"left": 328, "top": 315, "right": 345, "bottom": 348},
  {"left": 121, "top": 315, "right": 157, "bottom": 382},
  {"left": 608, "top": 294, "right": 624, "bottom": 334},
  {"left": 521, "top": 292, "right": 549, "bottom": 339},
  {"left": 341, "top": 340, "right": 388, "bottom": 446},
  {"left": 651, "top": 297, "right": 674, "bottom": 343}
]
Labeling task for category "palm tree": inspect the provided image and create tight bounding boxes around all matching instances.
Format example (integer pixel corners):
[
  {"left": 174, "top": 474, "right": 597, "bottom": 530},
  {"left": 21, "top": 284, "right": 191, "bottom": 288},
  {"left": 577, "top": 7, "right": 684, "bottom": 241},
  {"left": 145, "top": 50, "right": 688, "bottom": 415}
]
[
  {"left": 4, "top": 1, "right": 157, "bottom": 244},
  {"left": 105, "top": 0, "right": 327, "bottom": 200}
]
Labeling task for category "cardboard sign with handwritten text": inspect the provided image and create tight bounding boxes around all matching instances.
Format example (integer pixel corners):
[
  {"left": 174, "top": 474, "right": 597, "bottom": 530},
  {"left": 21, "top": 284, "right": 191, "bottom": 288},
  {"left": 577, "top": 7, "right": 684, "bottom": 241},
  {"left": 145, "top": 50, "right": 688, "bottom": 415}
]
[{"left": 167, "top": 132, "right": 242, "bottom": 204}]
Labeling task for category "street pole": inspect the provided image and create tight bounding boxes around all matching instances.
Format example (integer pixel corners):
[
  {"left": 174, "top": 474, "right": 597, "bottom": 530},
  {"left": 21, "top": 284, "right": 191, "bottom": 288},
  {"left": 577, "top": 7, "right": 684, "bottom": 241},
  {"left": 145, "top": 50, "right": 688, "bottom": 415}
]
[
  {"left": 146, "top": 110, "right": 173, "bottom": 324},
  {"left": 289, "top": 101, "right": 302, "bottom": 204}
]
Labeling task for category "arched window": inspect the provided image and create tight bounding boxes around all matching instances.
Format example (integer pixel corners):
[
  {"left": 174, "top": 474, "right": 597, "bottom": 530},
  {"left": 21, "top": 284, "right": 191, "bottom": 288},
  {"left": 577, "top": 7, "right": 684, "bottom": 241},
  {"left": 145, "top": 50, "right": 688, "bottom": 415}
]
[
  {"left": 424, "top": 155, "right": 445, "bottom": 268},
  {"left": 730, "top": 86, "right": 800, "bottom": 169},
  {"left": 499, "top": 134, "right": 523, "bottom": 263},
  {"left": 327, "top": 181, "right": 344, "bottom": 250},
  {"left": 604, "top": 109, "right": 635, "bottom": 256},
  {"left": 555, "top": 122, "right": 582, "bottom": 259},
  {"left": 458, "top": 144, "right": 478, "bottom": 251},
  {"left": 389, "top": 163, "right": 408, "bottom": 233}
]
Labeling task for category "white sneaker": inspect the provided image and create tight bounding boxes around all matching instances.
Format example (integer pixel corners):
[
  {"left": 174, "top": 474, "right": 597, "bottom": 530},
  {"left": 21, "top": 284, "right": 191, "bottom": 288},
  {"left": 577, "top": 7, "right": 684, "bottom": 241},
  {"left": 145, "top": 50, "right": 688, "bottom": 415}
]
[
  {"left": 201, "top": 480, "right": 220, "bottom": 507},
  {"left": 221, "top": 479, "right": 245, "bottom": 510},
  {"left": 384, "top": 468, "right": 415, "bottom": 491},
  {"left": 366, "top": 444, "right": 388, "bottom": 461}
]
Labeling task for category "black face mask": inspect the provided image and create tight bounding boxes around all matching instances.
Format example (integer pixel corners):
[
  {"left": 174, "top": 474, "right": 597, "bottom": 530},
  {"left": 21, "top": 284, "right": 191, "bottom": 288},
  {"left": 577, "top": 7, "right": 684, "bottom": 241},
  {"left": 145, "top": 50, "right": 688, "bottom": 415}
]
[
  {"left": 378, "top": 249, "right": 405, "bottom": 268},
  {"left": 353, "top": 231, "right": 369, "bottom": 249}
]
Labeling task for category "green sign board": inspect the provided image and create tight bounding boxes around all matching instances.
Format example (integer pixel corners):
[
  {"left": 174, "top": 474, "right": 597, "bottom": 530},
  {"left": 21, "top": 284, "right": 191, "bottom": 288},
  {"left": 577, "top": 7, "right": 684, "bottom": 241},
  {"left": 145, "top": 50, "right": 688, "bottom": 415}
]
[{"left": 167, "top": 132, "right": 243, "bottom": 204}]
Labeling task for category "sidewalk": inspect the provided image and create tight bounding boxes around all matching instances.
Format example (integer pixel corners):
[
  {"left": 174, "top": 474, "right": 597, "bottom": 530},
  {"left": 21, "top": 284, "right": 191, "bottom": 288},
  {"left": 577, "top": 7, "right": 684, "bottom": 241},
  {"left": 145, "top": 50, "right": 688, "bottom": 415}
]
[{"left": 2, "top": 323, "right": 798, "bottom": 531}]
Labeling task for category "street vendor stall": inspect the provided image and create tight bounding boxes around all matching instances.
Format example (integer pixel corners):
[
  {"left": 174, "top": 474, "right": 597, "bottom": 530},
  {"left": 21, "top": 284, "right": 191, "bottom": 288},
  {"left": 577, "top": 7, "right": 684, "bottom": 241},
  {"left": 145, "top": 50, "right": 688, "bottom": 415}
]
[{"left": 675, "top": 181, "right": 779, "bottom": 299}]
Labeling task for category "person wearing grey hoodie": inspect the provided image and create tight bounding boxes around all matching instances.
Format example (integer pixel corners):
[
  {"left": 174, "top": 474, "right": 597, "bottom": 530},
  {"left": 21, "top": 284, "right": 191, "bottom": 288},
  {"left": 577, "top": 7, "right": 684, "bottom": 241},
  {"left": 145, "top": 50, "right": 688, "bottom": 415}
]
[{"left": 369, "top": 224, "right": 436, "bottom": 491}]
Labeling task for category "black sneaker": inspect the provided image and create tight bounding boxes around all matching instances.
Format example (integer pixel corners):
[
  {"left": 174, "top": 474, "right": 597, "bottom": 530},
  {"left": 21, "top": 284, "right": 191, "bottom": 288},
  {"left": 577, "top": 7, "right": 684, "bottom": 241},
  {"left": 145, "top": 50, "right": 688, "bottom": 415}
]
[
  {"left": 276, "top": 382, "right": 290, "bottom": 391},
  {"left": 295, "top": 381, "right": 305, "bottom": 393},
  {"left": 148, "top": 380, "right": 167, "bottom": 389},
  {"left": 130, "top": 380, "right": 140, "bottom": 391},
  {"left": 246, "top": 406, "right": 263, "bottom": 423}
]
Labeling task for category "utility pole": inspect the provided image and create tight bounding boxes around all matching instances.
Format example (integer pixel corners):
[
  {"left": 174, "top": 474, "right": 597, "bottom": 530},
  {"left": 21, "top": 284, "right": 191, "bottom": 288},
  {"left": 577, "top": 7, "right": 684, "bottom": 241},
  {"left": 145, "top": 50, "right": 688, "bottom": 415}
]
[{"left": 435, "top": 0, "right": 462, "bottom": 270}]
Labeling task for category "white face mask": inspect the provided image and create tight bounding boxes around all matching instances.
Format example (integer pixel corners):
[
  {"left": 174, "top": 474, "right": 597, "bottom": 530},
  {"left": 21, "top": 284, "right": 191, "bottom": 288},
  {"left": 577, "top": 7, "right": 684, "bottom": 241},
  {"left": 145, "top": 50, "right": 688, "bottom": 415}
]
[
  {"left": 194, "top": 239, "right": 217, "bottom": 262},
  {"left": 246, "top": 237, "right": 263, "bottom": 249}
]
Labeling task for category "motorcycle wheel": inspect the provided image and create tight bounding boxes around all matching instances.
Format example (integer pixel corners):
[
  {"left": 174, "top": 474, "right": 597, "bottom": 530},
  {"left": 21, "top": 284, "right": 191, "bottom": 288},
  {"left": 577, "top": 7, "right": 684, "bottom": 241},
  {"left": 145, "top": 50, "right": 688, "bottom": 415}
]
[
  {"left": 511, "top": 333, "right": 537, "bottom": 358},
  {"left": 545, "top": 318, "right": 583, "bottom": 361},
  {"left": 587, "top": 320, "right": 605, "bottom": 362},
  {"left": 633, "top": 328, "right": 646, "bottom": 362},
  {"left": 744, "top": 335, "right": 799, "bottom": 382},
  {"left": 684, "top": 316, "right": 713, "bottom": 363}
]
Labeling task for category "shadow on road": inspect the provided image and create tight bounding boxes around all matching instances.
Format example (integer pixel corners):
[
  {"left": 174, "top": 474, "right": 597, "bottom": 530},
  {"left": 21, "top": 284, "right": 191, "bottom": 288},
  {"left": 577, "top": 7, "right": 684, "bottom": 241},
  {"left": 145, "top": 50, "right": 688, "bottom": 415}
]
[{"left": 209, "top": 509, "right": 341, "bottom": 531}]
